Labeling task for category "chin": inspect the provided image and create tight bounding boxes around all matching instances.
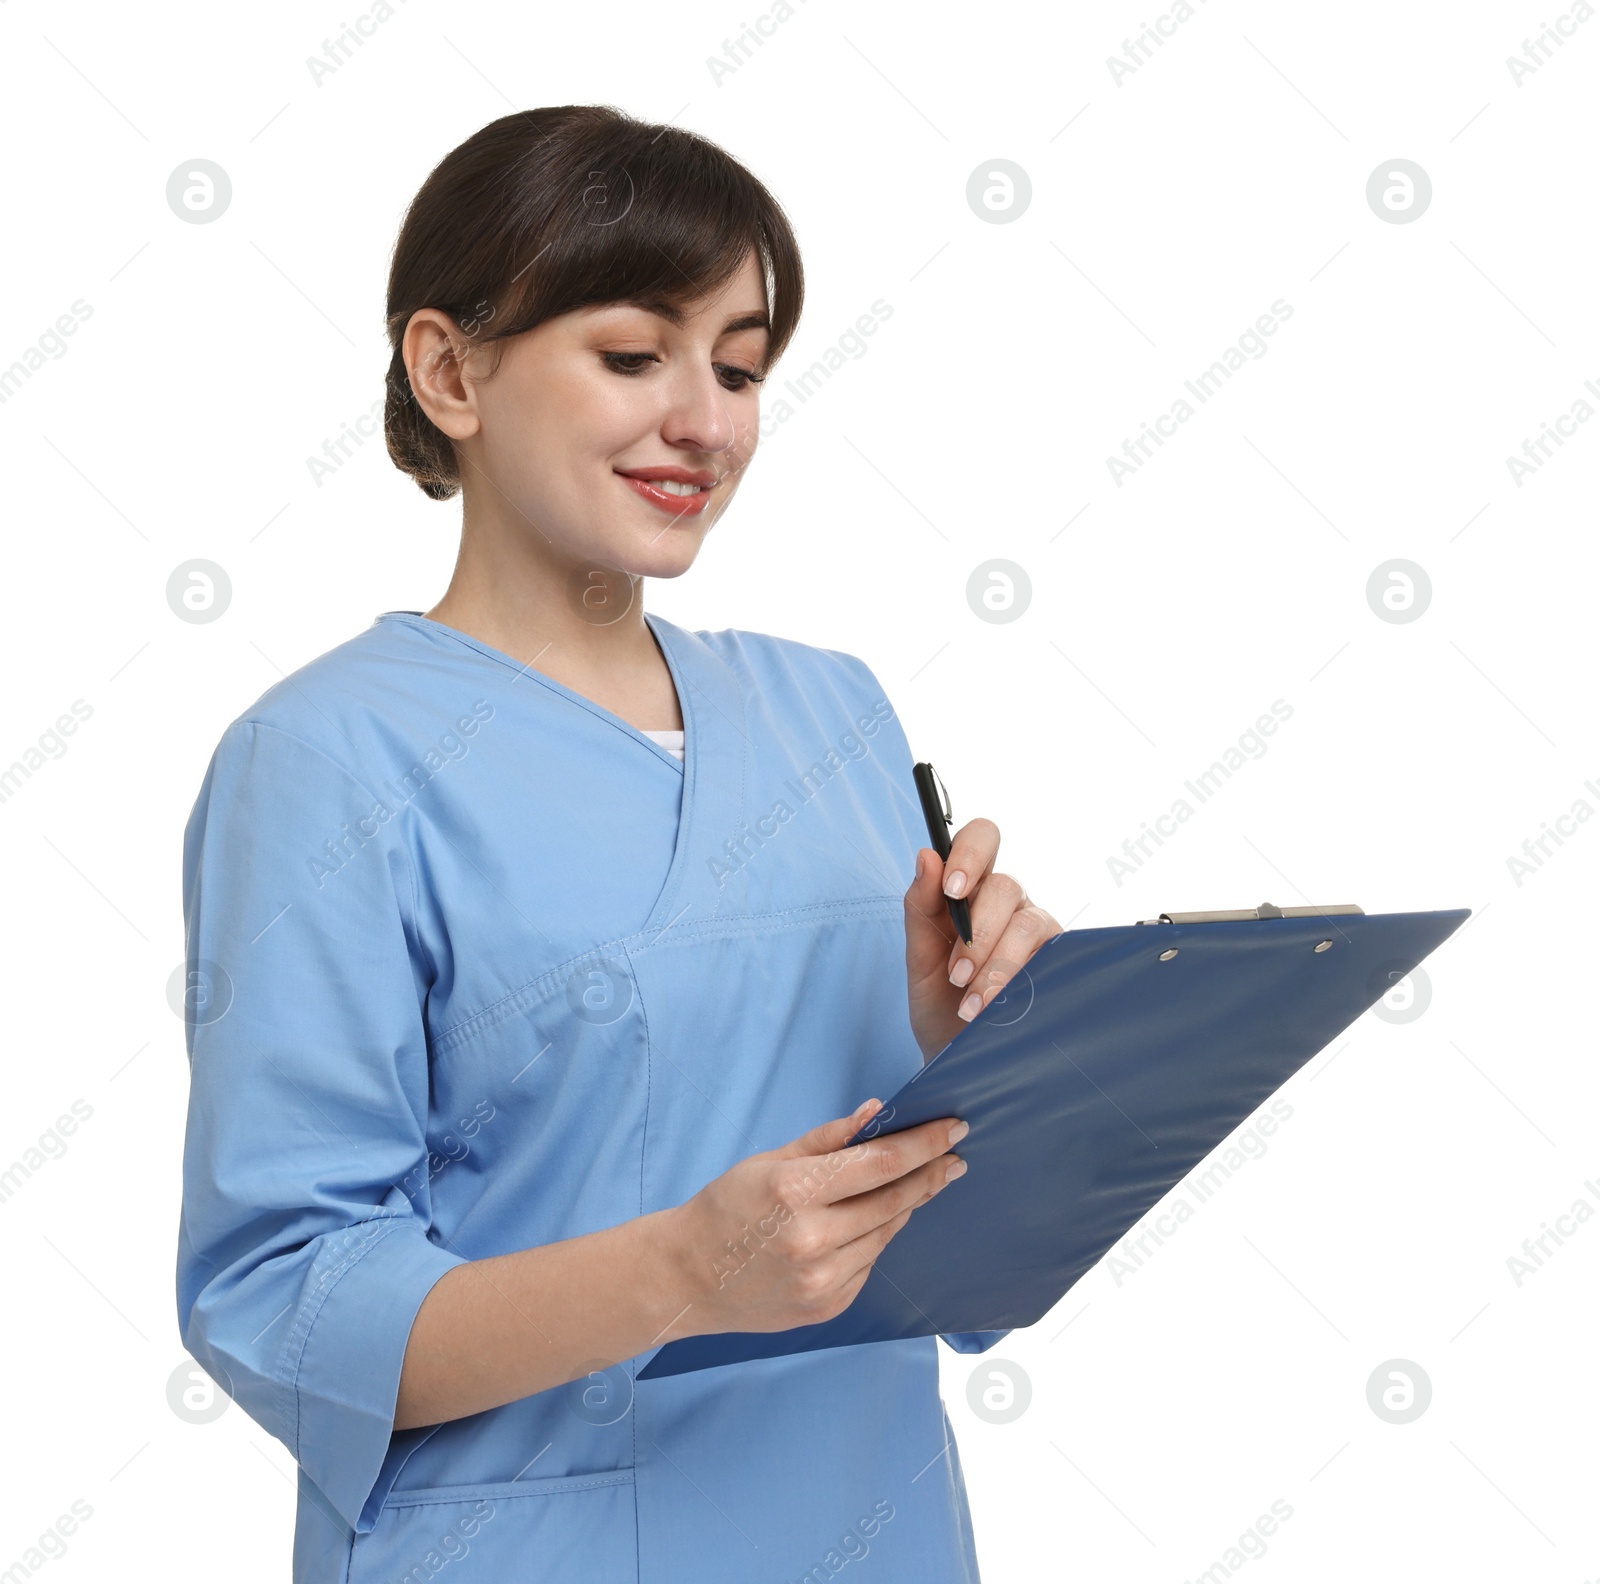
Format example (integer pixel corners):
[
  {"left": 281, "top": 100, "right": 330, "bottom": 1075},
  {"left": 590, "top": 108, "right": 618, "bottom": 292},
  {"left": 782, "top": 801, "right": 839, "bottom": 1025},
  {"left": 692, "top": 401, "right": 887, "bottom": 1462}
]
[
  {"left": 609, "top": 512, "right": 720, "bottom": 578},
  {"left": 628, "top": 532, "right": 708, "bottom": 581}
]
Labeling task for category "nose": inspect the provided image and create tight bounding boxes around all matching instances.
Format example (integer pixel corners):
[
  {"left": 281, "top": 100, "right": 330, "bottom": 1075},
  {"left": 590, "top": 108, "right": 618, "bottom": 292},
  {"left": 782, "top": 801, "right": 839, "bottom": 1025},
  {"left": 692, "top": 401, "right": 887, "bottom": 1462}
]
[{"left": 660, "top": 364, "right": 741, "bottom": 458}]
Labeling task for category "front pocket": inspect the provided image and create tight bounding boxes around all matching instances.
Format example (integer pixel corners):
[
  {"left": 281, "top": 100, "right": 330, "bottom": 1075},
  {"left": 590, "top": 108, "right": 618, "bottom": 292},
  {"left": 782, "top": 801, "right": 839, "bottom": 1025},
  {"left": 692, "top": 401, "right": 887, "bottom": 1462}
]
[{"left": 347, "top": 1470, "right": 637, "bottom": 1583}]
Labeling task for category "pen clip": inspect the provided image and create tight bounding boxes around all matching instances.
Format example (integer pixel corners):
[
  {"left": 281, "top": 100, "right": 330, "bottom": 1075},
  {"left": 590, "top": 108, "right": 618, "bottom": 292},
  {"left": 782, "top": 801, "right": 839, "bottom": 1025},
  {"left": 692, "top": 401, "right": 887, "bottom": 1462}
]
[{"left": 929, "top": 764, "right": 953, "bottom": 828}]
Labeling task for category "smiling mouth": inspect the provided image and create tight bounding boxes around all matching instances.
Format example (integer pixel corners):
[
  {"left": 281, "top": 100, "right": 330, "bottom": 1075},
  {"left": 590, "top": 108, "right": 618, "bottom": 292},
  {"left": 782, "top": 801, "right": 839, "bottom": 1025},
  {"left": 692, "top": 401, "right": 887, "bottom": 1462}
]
[{"left": 615, "top": 469, "right": 718, "bottom": 518}]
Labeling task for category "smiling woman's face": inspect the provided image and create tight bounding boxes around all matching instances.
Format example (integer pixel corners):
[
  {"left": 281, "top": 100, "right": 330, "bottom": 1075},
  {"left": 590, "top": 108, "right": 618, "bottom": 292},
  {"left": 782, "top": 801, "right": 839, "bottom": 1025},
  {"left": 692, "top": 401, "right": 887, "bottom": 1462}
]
[{"left": 409, "top": 249, "right": 770, "bottom": 581}]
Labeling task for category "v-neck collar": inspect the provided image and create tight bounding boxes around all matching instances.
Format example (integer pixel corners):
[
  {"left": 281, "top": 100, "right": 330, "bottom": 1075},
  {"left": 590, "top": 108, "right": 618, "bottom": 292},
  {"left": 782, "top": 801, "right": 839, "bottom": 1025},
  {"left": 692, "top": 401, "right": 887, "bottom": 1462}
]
[
  {"left": 374, "top": 609, "right": 686, "bottom": 774},
  {"left": 374, "top": 608, "right": 749, "bottom": 936}
]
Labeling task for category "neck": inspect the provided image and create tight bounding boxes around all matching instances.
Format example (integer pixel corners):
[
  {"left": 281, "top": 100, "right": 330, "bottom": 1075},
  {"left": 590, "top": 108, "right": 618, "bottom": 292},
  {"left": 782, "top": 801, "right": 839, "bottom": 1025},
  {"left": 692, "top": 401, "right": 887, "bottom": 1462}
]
[{"left": 423, "top": 507, "right": 681, "bottom": 731}]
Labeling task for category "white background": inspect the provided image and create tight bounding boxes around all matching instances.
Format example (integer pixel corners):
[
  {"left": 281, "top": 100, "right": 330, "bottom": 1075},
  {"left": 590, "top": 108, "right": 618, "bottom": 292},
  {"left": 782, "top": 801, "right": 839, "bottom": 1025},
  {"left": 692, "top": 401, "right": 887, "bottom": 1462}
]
[{"left": 1, "top": 0, "right": 1596, "bottom": 1578}]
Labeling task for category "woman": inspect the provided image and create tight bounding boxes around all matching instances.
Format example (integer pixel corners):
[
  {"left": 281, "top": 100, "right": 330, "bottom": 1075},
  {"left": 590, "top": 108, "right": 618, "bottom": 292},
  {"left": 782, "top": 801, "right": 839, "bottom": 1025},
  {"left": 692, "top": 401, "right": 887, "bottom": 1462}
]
[{"left": 177, "top": 104, "right": 1062, "bottom": 1583}]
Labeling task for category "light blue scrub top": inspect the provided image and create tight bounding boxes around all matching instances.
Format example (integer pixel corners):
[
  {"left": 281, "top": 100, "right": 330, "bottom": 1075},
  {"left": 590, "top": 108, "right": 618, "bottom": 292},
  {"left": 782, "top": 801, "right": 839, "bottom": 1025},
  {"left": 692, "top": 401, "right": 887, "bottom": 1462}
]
[{"left": 177, "top": 610, "right": 1007, "bottom": 1583}]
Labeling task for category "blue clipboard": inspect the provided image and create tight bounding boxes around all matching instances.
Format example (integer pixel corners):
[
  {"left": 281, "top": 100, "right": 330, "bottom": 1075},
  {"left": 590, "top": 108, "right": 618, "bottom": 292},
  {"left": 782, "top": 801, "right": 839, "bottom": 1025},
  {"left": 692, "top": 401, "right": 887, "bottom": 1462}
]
[{"left": 639, "top": 905, "right": 1469, "bottom": 1379}]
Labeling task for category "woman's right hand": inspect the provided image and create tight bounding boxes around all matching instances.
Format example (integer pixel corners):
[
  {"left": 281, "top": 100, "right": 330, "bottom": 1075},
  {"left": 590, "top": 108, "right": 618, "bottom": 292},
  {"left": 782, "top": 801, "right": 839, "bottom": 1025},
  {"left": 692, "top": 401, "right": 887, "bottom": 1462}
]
[{"left": 666, "top": 1099, "right": 968, "bottom": 1339}]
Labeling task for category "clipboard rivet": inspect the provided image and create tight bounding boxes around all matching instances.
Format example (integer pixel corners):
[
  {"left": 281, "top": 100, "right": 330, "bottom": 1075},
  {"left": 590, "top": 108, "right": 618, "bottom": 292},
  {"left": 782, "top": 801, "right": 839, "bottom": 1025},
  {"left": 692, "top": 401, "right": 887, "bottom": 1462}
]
[
  {"left": 1159, "top": 948, "right": 1179, "bottom": 961},
  {"left": 1314, "top": 940, "right": 1332, "bottom": 953}
]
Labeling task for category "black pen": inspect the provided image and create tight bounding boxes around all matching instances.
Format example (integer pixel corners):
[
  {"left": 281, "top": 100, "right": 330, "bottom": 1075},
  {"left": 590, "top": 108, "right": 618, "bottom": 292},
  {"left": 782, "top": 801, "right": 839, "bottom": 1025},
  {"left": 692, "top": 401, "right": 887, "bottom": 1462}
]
[{"left": 912, "top": 761, "right": 973, "bottom": 944}]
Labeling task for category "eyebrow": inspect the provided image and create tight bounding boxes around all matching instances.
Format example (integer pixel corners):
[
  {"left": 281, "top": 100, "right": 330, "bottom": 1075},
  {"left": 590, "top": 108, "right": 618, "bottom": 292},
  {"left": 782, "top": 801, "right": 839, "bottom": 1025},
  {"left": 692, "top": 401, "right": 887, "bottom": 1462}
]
[{"left": 617, "top": 298, "right": 769, "bottom": 335}]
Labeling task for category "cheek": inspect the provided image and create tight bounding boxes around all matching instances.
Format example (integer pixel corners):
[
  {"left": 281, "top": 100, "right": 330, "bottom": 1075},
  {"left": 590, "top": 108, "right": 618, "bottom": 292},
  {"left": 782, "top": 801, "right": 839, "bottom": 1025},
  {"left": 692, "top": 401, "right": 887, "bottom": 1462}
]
[
  {"left": 728, "top": 402, "right": 761, "bottom": 475},
  {"left": 483, "top": 368, "right": 646, "bottom": 497}
]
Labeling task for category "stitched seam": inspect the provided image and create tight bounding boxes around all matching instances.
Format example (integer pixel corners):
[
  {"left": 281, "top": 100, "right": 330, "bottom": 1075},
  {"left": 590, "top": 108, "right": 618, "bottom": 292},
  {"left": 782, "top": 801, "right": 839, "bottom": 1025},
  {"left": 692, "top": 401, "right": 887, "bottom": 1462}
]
[
  {"left": 635, "top": 894, "right": 898, "bottom": 948},
  {"left": 382, "top": 1473, "right": 634, "bottom": 1507},
  {"left": 430, "top": 933, "right": 640, "bottom": 1055},
  {"left": 430, "top": 895, "right": 902, "bottom": 1055}
]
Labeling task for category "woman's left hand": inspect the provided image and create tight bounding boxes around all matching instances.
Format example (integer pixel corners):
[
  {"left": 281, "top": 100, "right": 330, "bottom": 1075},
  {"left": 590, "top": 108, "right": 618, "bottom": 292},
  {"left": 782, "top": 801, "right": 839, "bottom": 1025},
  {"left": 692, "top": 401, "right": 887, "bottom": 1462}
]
[{"left": 903, "top": 819, "right": 1062, "bottom": 1061}]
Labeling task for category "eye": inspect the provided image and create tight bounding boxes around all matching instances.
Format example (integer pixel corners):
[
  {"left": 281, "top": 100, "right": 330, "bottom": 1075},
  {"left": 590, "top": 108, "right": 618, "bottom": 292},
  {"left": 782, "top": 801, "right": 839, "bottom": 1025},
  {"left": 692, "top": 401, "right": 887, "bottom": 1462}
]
[
  {"left": 600, "top": 351, "right": 657, "bottom": 375},
  {"left": 601, "top": 350, "right": 766, "bottom": 389}
]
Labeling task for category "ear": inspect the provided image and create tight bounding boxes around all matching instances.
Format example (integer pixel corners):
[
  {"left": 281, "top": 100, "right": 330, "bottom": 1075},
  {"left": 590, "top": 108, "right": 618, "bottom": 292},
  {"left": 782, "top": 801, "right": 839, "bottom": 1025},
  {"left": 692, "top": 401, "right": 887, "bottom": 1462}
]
[{"left": 402, "top": 308, "right": 481, "bottom": 441}]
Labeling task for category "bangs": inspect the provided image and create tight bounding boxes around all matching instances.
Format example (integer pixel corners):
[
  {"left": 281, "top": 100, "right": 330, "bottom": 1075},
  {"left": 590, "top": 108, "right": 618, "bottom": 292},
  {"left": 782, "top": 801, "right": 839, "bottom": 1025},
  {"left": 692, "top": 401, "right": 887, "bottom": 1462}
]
[
  {"left": 463, "top": 115, "right": 799, "bottom": 368},
  {"left": 385, "top": 105, "right": 804, "bottom": 498}
]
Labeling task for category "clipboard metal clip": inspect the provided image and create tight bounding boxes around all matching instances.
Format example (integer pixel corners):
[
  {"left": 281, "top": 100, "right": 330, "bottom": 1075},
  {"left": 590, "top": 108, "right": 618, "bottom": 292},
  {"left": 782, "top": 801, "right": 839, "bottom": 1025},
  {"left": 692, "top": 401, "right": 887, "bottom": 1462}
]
[{"left": 1137, "top": 901, "right": 1364, "bottom": 925}]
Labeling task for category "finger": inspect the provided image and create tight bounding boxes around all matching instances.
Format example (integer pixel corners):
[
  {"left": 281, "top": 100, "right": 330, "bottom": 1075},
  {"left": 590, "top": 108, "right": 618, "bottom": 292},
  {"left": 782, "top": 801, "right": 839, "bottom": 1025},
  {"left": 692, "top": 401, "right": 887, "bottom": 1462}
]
[
  {"left": 805, "top": 1115, "right": 966, "bottom": 1207},
  {"left": 837, "top": 1206, "right": 915, "bottom": 1292},
  {"left": 945, "top": 869, "right": 1026, "bottom": 989},
  {"left": 939, "top": 817, "right": 1000, "bottom": 905},
  {"left": 826, "top": 1151, "right": 965, "bottom": 1245},
  {"left": 904, "top": 847, "right": 960, "bottom": 984},
  {"left": 954, "top": 901, "right": 1062, "bottom": 1021},
  {"left": 772, "top": 1097, "right": 884, "bottom": 1162},
  {"left": 831, "top": 1182, "right": 934, "bottom": 1291}
]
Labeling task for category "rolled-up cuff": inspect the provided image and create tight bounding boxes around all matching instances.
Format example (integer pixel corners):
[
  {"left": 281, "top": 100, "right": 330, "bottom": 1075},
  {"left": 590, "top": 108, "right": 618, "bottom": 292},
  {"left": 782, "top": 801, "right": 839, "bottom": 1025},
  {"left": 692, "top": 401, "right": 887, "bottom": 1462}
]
[{"left": 288, "top": 1219, "right": 468, "bottom": 1532}]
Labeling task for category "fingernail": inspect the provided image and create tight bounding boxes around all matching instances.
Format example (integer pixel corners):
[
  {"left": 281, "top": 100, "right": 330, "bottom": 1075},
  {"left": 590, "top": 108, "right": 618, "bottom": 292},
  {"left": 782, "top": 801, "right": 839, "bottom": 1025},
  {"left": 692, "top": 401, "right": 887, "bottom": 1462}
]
[
  {"left": 914, "top": 849, "right": 925, "bottom": 880},
  {"left": 948, "top": 1120, "right": 969, "bottom": 1145},
  {"left": 949, "top": 958, "right": 974, "bottom": 988},
  {"left": 944, "top": 1158, "right": 968, "bottom": 1183},
  {"left": 958, "top": 992, "right": 982, "bottom": 1021},
  {"left": 944, "top": 869, "right": 968, "bottom": 898}
]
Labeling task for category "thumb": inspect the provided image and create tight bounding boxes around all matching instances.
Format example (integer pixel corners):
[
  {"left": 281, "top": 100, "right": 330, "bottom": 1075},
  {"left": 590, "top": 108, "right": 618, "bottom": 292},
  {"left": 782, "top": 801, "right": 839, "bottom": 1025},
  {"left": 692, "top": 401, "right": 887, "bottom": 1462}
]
[{"left": 775, "top": 1097, "right": 883, "bottom": 1160}]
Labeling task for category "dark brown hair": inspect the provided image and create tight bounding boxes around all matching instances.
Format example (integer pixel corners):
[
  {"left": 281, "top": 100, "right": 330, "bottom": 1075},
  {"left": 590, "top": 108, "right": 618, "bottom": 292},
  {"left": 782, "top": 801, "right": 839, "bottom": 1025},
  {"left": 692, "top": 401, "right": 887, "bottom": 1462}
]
[{"left": 383, "top": 105, "right": 805, "bottom": 500}]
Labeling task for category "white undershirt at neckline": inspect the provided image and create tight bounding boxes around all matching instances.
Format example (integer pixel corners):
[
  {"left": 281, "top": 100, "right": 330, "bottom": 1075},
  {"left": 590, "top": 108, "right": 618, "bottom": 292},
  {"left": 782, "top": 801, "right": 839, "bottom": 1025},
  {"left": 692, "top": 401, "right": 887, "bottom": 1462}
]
[{"left": 640, "top": 728, "right": 684, "bottom": 761}]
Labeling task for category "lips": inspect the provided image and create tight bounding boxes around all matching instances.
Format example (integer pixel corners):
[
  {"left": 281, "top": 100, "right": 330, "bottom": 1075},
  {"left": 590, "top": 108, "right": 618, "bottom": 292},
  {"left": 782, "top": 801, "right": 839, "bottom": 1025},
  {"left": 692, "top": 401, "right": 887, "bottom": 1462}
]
[
  {"left": 616, "top": 465, "right": 718, "bottom": 487},
  {"left": 615, "top": 465, "right": 719, "bottom": 518}
]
